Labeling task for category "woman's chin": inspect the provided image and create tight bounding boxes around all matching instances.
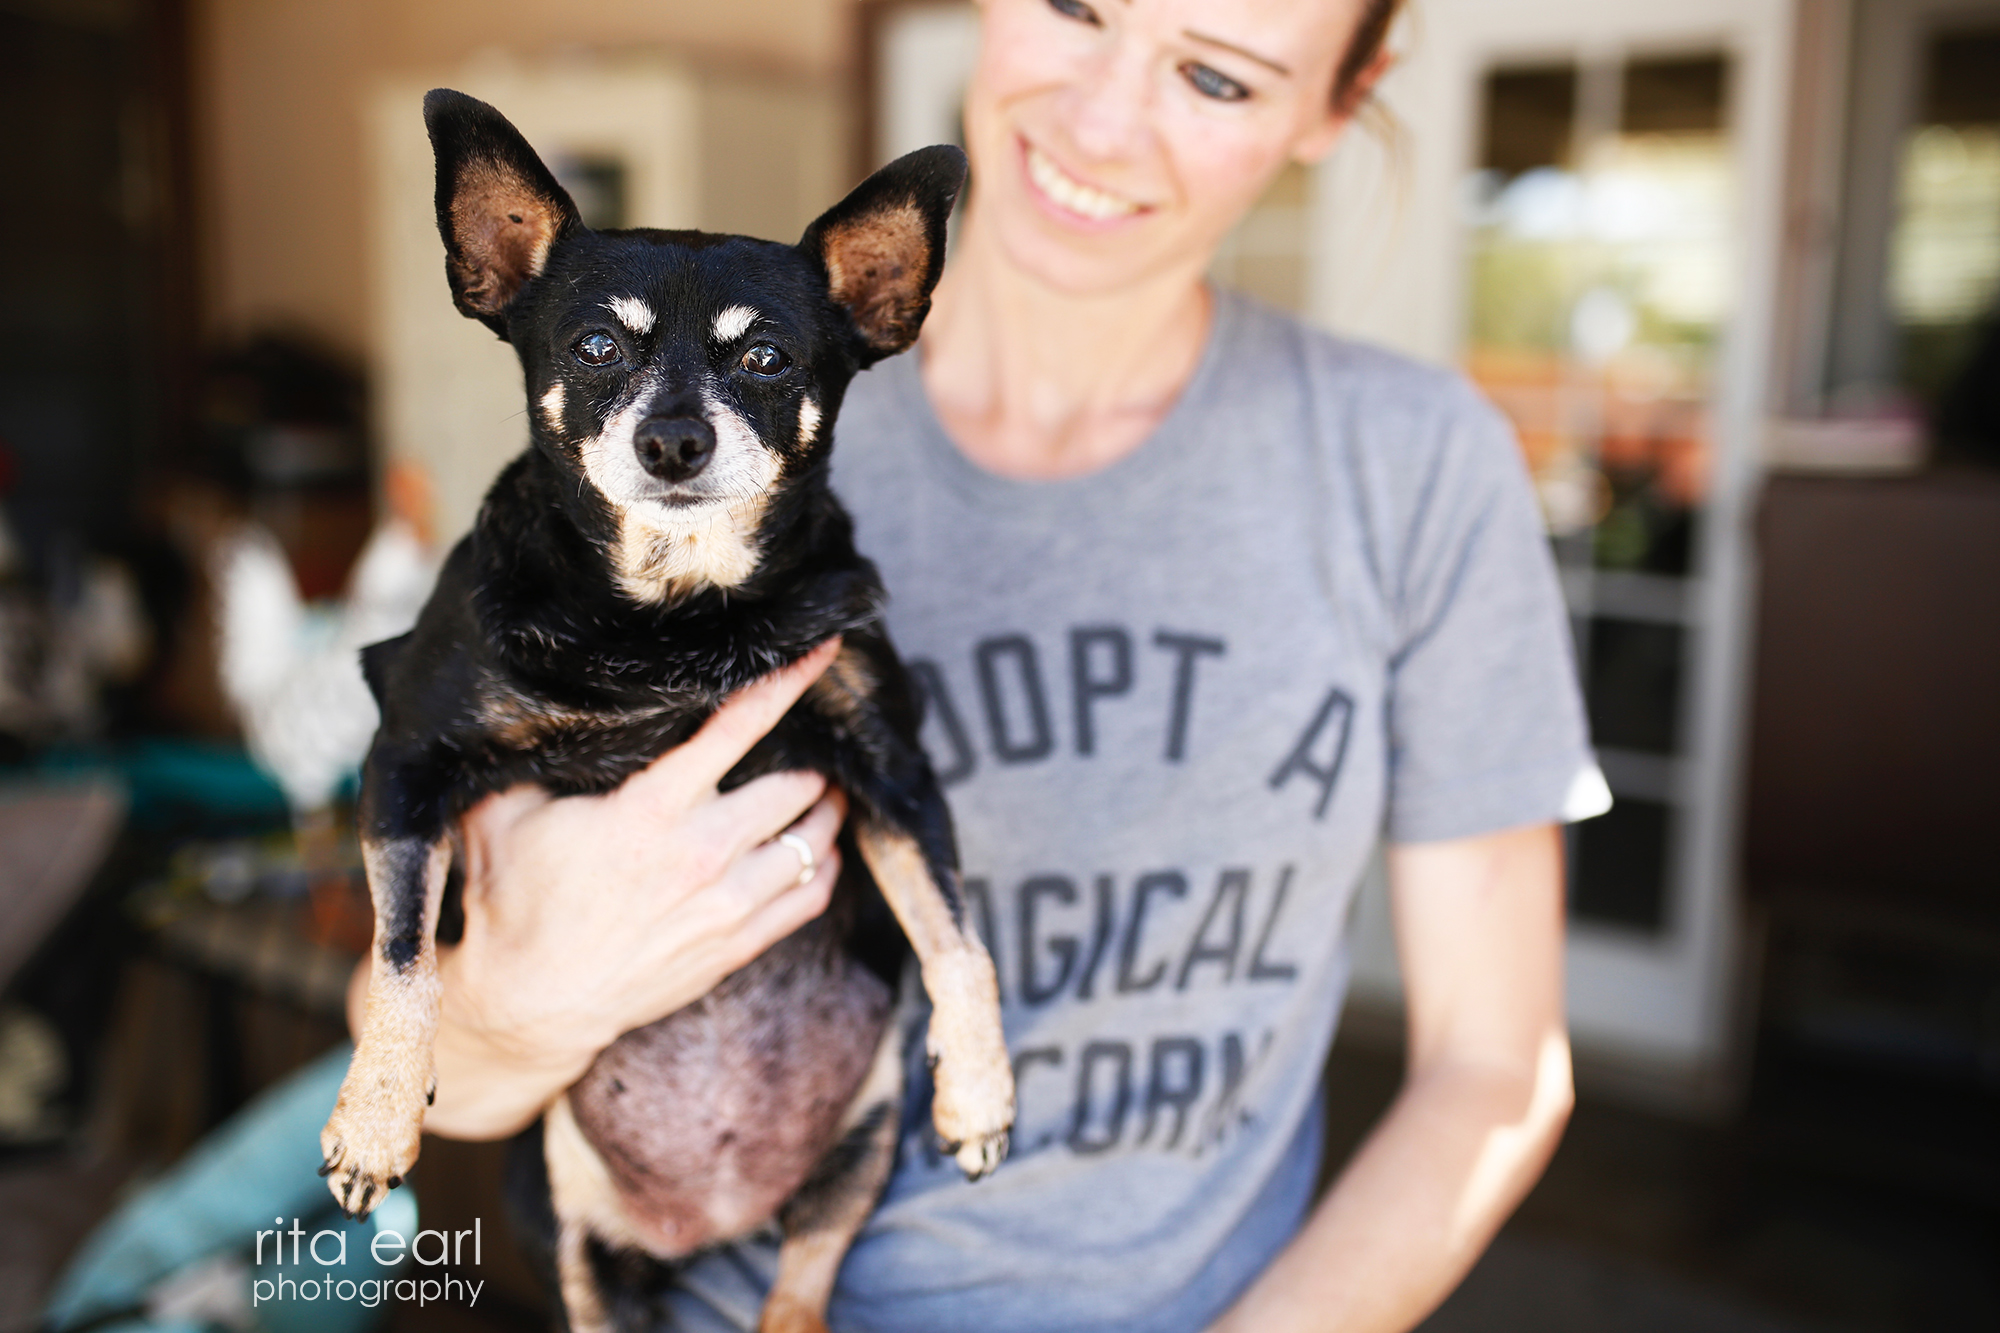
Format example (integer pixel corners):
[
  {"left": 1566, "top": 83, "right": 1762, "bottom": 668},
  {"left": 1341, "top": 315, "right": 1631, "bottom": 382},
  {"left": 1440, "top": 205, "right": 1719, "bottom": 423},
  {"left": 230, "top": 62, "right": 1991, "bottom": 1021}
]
[{"left": 984, "top": 208, "right": 1182, "bottom": 298}]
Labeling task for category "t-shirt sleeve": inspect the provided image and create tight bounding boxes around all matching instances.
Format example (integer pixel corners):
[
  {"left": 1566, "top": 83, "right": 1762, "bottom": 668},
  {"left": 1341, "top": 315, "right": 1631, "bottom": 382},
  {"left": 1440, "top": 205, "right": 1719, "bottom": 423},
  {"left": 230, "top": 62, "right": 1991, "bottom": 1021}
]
[{"left": 1381, "top": 384, "right": 1607, "bottom": 843}]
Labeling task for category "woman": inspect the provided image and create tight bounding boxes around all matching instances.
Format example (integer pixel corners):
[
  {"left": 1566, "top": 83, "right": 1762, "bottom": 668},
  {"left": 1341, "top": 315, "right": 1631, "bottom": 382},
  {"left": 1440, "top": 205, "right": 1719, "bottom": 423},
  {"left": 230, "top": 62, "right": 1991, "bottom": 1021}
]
[{"left": 393, "top": 1, "right": 1599, "bottom": 1329}]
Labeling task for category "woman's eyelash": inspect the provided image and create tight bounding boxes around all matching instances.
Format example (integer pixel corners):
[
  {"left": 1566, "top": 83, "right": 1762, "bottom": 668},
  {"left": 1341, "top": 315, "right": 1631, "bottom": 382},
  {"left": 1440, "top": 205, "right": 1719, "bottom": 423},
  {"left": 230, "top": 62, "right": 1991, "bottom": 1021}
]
[
  {"left": 1182, "top": 62, "right": 1251, "bottom": 102},
  {"left": 1043, "top": 1, "right": 1249, "bottom": 103}
]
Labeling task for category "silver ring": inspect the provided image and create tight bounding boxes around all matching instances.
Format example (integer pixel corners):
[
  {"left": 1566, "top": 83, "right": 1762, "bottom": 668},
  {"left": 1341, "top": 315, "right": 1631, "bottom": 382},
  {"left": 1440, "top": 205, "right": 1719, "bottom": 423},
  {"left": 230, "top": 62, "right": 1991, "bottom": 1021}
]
[{"left": 777, "top": 832, "right": 815, "bottom": 886}]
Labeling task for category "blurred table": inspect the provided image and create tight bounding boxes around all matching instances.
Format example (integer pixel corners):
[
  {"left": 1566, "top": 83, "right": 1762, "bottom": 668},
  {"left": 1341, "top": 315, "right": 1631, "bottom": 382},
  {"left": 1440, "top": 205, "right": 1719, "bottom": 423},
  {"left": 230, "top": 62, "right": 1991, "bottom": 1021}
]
[{"left": 149, "top": 897, "right": 359, "bottom": 1020}]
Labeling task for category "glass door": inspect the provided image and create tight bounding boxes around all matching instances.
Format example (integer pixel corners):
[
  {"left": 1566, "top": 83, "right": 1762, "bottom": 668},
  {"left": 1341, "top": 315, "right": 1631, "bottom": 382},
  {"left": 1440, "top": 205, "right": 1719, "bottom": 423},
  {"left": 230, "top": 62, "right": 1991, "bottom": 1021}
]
[
  {"left": 1465, "top": 52, "right": 1732, "bottom": 932},
  {"left": 1315, "top": 0, "right": 1796, "bottom": 1097}
]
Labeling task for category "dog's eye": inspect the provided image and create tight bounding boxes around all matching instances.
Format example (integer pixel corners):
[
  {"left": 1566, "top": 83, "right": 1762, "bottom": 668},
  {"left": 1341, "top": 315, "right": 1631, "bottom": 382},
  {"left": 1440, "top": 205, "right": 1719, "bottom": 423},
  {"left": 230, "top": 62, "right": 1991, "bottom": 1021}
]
[
  {"left": 740, "top": 342, "right": 790, "bottom": 378},
  {"left": 574, "top": 332, "right": 620, "bottom": 367}
]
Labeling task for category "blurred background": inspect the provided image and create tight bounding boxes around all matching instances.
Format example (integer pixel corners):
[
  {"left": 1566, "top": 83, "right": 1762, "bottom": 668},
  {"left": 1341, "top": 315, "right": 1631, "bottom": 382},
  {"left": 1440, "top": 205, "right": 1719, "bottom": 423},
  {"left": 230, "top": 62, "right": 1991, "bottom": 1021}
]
[{"left": 0, "top": 0, "right": 1994, "bottom": 1330}]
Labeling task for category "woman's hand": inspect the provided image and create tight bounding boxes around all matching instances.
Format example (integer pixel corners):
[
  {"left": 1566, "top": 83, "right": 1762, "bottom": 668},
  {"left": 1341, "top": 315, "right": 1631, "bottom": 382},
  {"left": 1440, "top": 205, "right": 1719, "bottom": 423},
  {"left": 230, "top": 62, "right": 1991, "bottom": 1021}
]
[
  {"left": 1207, "top": 823, "right": 1573, "bottom": 1333},
  {"left": 346, "top": 638, "right": 848, "bottom": 1140}
]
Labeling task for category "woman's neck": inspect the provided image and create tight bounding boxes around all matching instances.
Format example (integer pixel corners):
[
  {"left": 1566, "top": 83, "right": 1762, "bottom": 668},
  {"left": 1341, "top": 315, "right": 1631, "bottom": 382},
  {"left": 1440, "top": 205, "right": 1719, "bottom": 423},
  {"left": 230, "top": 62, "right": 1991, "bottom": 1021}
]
[{"left": 918, "top": 208, "right": 1213, "bottom": 480}]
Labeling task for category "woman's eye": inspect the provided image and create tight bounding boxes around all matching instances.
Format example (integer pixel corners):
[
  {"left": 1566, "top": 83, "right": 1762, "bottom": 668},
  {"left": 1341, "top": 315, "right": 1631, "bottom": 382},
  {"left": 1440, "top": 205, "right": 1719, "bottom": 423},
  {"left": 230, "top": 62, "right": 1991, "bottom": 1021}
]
[
  {"left": 1048, "top": 0, "right": 1101, "bottom": 26},
  {"left": 740, "top": 342, "right": 791, "bottom": 377},
  {"left": 1182, "top": 62, "right": 1251, "bottom": 102},
  {"left": 574, "top": 332, "right": 620, "bottom": 367}
]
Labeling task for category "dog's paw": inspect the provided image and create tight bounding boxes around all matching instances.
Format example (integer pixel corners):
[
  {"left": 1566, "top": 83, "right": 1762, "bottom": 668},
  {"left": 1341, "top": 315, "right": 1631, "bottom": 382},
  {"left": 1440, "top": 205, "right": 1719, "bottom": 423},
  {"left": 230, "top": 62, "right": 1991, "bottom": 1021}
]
[
  {"left": 318, "top": 1080, "right": 424, "bottom": 1216},
  {"left": 927, "top": 1033, "right": 1014, "bottom": 1182},
  {"left": 922, "top": 949, "right": 1016, "bottom": 1182}
]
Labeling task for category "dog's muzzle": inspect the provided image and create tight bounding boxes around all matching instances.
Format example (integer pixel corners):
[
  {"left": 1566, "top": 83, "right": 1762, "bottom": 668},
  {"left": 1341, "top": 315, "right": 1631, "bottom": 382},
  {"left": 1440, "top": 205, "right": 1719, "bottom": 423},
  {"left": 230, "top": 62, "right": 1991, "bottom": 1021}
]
[{"left": 634, "top": 414, "right": 716, "bottom": 484}]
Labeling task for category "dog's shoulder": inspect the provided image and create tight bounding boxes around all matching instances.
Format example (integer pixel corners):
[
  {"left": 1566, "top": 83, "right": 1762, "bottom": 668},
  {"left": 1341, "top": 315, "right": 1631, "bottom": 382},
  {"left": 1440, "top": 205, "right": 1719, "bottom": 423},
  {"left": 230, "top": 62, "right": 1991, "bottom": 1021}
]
[{"left": 363, "top": 533, "right": 507, "bottom": 737}]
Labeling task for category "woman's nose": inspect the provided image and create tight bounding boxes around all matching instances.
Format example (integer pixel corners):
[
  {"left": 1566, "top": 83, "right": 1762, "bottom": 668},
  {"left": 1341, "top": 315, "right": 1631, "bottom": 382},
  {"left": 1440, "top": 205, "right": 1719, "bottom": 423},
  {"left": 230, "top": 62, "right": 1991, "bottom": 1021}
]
[{"left": 1065, "top": 34, "right": 1155, "bottom": 163}]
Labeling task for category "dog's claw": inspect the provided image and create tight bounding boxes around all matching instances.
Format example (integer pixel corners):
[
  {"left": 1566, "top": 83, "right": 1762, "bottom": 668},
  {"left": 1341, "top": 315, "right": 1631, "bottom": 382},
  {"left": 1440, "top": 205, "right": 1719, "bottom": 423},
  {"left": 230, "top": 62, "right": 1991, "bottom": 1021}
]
[
  {"left": 318, "top": 1139, "right": 345, "bottom": 1177},
  {"left": 943, "top": 1130, "right": 1009, "bottom": 1181}
]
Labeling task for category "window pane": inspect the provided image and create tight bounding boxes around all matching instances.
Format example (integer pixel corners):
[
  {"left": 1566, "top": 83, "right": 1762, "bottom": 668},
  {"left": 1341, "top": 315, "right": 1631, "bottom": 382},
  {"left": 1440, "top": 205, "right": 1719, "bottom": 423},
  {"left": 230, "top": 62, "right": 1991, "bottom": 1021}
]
[
  {"left": 1482, "top": 66, "right": 1578, "bottom": 177},
  {"left": 1585, "top": 617, "right": 1685, "bottom": 754},
  {"left": 551, "top": 155, "right": 629, "bottom": 230},
  {"left": 1621, "top": 55, "right": 1727, "bottom": 135},
  {"left": 1572, "top": 797, "right": 1673, "bottom": 929},
  {"left": 1463, "top": 54, "right": 1730, "bottom": 570},
  {"left": 1890, "top": 29, "right": 2000, "bottom": 410}
]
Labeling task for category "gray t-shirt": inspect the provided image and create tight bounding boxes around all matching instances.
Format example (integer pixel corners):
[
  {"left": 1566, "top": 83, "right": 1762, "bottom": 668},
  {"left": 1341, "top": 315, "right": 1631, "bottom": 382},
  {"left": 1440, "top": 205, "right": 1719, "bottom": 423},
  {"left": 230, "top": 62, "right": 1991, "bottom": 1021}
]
[{"left": 661, "top": 292, "right": 1598, "bottom": 1332}]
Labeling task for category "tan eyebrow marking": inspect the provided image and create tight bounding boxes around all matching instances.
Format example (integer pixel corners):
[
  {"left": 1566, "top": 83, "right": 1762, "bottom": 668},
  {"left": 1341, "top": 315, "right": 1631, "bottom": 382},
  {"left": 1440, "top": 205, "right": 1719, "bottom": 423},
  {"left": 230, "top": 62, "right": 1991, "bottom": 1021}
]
[
  {"left": 712, "top": 304, "right": 759, "bottom": 343},
  {"left": 1182, "top": 30, "right": 1292, "bottom": 78},
  {"left": 604, "top": 296, "right": 656, "bottom": 334}
]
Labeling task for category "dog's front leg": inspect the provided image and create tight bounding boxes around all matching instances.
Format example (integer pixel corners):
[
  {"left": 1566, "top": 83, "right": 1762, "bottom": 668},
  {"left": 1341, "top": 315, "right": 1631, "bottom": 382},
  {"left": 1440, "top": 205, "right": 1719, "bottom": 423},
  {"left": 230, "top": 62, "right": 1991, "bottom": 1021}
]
[
  {"left": 855, "top": 820, "right": 1013, "bottom": 1179},
  {"left": 321, "top": 755, "right": 452, "bottom": 1218}
]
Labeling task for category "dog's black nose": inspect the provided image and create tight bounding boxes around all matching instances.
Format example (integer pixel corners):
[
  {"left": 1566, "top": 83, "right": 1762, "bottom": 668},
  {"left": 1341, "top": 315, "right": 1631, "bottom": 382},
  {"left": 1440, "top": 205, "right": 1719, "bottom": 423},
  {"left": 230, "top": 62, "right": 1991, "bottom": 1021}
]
[{"left": 633, "top": 415, "right": 716, "bottom": 483}]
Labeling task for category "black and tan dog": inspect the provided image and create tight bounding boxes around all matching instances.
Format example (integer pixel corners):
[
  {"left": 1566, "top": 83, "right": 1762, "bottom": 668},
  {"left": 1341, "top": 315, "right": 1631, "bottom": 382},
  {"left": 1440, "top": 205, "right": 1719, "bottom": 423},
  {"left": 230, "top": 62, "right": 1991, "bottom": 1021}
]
[{"left": 321, "top": 89, "right": 1013, "bottom": 1332}]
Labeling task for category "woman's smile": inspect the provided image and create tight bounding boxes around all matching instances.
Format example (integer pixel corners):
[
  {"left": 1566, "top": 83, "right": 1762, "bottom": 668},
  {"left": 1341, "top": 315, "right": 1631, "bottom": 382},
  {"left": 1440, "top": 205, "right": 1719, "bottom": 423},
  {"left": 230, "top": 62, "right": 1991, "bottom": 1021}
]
[
  {"left": 962, "top": 0, "right": 1365, "bottom": 297},
  {"left": 1020, "top": 135, "right": 1150, "bottom": 227}
]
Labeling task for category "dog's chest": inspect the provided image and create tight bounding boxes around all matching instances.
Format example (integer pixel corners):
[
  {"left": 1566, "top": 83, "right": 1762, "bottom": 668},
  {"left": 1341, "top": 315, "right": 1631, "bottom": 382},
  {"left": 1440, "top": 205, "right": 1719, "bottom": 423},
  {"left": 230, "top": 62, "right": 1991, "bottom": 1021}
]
[{"left": 472, "top": 673, "right": 708, "bottom": 795}]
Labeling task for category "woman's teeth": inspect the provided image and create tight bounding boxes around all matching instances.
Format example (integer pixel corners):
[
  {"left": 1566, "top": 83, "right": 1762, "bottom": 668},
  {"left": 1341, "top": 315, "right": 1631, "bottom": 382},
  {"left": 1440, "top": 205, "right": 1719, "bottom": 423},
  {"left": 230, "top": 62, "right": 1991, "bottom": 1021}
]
[{"left": 1026, "top": 145, "right": 1141, "bottom": 221}]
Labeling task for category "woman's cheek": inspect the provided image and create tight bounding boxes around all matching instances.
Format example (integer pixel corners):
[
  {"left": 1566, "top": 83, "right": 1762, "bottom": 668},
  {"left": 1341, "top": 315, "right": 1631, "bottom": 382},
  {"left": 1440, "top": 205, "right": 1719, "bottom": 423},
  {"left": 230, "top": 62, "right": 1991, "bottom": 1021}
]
[
  {"left": 1165, "top": 113, "right": 1295, "bottom": 242},
  {"left": 977, "top": 0, "right": 1097, "bottom": 101}
]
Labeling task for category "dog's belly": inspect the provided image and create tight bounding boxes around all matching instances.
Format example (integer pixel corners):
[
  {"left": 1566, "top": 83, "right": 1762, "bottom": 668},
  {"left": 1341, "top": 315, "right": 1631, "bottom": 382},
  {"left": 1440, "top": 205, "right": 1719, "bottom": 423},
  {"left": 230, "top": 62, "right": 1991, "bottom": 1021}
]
[{"left": 567, "top": 920, "right": 894, "bottom": 1258}]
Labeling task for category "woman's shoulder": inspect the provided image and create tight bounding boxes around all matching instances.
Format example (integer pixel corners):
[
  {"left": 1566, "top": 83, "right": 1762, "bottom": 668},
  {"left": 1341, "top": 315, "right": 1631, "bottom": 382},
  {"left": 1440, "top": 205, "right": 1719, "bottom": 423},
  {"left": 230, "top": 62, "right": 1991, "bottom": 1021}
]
[
  {"left": 1213, "top": 291, "right": 1523, "bottom": 492},
  {"left": 835, "top": 348, "right": 925, "bottom": 440},
  {"left": 1220, "top": 291, "right": 1497, "bottom": 427}
]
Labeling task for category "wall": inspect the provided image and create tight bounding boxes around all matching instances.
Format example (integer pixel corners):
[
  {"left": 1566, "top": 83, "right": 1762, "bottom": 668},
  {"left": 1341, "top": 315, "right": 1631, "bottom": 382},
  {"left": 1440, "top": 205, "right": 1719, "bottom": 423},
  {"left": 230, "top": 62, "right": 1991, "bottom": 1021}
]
[{"left": 191, "top": 0, "right": 858, "bottom": 357}]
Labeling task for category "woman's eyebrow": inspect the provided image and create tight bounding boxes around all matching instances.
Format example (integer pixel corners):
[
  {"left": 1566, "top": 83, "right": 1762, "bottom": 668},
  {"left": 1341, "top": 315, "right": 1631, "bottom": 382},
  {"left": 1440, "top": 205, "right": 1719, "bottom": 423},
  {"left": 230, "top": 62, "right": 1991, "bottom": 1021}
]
[{"left": 1182, "top": 29, "right": 1293, "bottom": 77}]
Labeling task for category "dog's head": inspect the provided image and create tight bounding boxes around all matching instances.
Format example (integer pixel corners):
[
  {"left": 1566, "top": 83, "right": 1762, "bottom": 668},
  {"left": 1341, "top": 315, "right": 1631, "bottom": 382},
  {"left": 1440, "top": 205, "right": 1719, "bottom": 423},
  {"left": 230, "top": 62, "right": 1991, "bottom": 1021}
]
[{"left": 422, "top": 89, "right": 965, "bottom": 605}]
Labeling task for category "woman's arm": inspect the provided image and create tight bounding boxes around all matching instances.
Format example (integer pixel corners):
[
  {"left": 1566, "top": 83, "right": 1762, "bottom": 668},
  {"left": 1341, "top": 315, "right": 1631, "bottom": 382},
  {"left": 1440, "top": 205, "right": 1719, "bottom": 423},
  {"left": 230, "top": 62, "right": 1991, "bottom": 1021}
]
[
  {"left": 1208, "top": 822, "right": 1573, "bottom": 1333},
  {"left": 345, "top": 640, "right": 848, "bottom": 1139}
]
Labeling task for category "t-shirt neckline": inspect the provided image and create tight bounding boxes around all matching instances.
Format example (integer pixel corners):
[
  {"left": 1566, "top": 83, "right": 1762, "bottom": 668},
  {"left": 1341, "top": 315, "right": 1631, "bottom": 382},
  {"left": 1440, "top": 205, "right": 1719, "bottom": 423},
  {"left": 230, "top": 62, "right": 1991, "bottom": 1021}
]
[{"left": 881, "top": 287, "right": 1244, "bottom": 510}]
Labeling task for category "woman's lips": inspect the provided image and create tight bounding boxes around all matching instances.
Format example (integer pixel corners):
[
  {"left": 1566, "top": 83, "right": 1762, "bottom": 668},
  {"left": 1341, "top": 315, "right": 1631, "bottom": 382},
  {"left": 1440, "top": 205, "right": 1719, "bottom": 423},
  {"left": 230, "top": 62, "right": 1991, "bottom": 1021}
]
[{"left": 1021, "top": 138, "right": 1147, "bottom": 226}]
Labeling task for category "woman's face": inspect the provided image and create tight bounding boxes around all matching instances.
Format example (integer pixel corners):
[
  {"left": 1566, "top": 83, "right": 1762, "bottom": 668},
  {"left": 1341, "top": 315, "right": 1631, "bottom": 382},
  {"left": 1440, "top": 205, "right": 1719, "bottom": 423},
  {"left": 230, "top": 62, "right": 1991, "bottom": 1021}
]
[{"left": 963, "top": 0, "right": 1371, "bottom": 296}]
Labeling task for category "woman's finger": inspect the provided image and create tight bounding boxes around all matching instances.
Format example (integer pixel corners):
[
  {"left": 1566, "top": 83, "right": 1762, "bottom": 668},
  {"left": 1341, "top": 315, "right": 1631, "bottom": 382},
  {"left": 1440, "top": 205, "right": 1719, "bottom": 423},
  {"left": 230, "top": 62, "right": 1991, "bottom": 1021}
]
[
  {"left": 650, "top": 791, "right": 845, "bottom": 970},
  {"left": 736, "top": 788, "right": 852, "bottom": 880},
  {"left": 794, "top": 787, "right": 849, "bottom": 851},
  {"left": 694, "top": 769, "right": 831, "bottom": 862},
  {"left": 712, "top": 779, "right": 847, "bottom": 860},
  {"left": 723, "top": 790, "right": 846, "bottom": 898},
  {"left": 723, "top": 845, "right": 842, "bottom": 967},
  {"left": 626, "top": 638, "right": 843, "bottom": 809}
]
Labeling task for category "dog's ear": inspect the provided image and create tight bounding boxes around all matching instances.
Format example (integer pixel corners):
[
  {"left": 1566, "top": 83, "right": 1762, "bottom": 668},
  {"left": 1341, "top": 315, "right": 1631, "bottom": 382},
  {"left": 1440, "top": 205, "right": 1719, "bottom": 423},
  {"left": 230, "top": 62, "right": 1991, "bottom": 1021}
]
[
  {"left": 800, "top": 145, "right": 967, "bottom": 363},
  {"left": 423, "top": 88, "right": 582, "bottom": 337}
]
